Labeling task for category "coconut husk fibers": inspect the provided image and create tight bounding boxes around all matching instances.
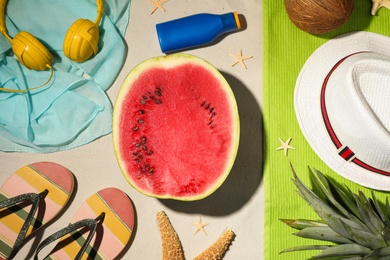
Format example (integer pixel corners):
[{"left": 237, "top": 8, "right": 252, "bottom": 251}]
[{"left": 284, "top": 0, "right": 354, "bottom": 34}]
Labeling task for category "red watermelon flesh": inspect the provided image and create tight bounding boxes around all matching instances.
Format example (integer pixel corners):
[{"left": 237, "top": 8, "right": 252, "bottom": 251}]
[{"left": 113, "top": 54, "right": 239, "bottom": 200}]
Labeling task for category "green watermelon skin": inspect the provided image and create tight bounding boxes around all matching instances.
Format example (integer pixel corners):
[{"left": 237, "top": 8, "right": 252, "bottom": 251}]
[{"left": 113, "top": 54, "right": 239, "bottom": 201}]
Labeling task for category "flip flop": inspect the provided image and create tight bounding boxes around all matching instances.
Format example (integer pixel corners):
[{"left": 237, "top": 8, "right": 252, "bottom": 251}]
[
  {"left": 0, "top": 162, "right": 75, "bottom": 259},
  {"left": 35, "top": 187, "right": 135, "bottom": 260}
]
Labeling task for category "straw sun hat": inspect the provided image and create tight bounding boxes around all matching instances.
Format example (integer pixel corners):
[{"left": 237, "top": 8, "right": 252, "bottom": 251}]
[{"left": 294, "top": 31, "right": 390, "bottom": 191}]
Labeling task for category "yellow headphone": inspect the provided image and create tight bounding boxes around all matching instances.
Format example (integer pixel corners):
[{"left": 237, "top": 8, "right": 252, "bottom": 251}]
[{"left": 0, "top": 0, "right": 104, "bottom": 71}]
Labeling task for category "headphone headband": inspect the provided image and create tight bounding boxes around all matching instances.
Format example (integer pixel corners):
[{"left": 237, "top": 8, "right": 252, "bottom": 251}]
[
  {"left": 95, "top": 0, "right": 104, "bottom": 24},
  {"left": 0, "top": 0, "right": 9, "bottom": 40},
  {"left": 0, "top": 0, "right": 104, "bottom": 40}
]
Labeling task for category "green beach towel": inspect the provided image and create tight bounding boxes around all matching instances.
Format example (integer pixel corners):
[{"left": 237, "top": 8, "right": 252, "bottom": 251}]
[{"left": 263, "top": 1, "right": 390, "bottom": 259}]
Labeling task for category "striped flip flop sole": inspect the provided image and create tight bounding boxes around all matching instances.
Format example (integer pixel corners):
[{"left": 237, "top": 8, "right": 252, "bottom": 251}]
[
  {"left": 47, "top": 188, "right": 134, "bottom": 259},
  {"left": 0, "top": 162, "right": 75, "bottom": 259}
]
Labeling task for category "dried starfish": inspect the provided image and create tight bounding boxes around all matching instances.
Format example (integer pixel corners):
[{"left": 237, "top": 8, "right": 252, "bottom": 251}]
[
  {"left": 157, "top": 211, "right": 185, "bottom": 260},
  {"left": 229, "top": 48, "right": 253, "bottom": 69},
  {"left": 276, "top": 137, "right": 295, "bottom": 157},
  {"left": 156, "top": 211, "right": 235, "bottom": 260},
  {"left": 371, "top": 0, "right": 390, "bottom": 15},
  {"left": 191, "top": 216, "right": 209, "bottom": 235},
  {"left": 149, "top": 0, "right": 169, "bottom": 15},
  {"left": 193, "top": 229, "right": 236, "bottom": 260}
]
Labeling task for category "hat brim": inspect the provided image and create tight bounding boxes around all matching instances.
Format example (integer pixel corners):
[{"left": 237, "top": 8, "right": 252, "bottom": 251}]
[{"left": 294, "top": 31, "right": 390, "bottom": 191}]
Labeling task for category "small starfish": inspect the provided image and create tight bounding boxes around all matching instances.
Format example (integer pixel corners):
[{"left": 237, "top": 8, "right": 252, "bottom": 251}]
[
  {"left": 149, "top": 0, "right": 168, "bottom": 15},
  {"left": 229, "top": 48, "right": 253, "bottom": 69},
  {"left": 276, "top": 137, "right": 295, "bottom": 156},
  {"left": 191, "top": 216, "right": 209, "bottom": 235},
  {"left": 371, "top": 0, "right": 390, "bottom": 15}
]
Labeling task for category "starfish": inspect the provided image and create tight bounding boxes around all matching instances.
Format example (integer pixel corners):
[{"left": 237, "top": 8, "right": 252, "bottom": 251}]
[
  {"left": 371, "top": 0, "right": 390, "bottom": 15},
  {"left": 149, "top": 0, "right": 168, "bottom": 15},
  {"left": 229, "top": 48, "right": 253, "bottom": 69},
  {"left": 191, "top": 215, "right": 209, "bottom": 235},
  {"left": 157, "top": 211, "right": 235, "bottom": 258},
  {"left": 276, "top": 137, "right": 295, "bottom": 156}
]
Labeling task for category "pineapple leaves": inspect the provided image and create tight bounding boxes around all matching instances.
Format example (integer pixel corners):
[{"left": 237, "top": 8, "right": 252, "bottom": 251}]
[
  {"left": 384, "top": 226, "right": 390, "bottom": 245},
  {"left": 291, "top": 166, "right": 363, "bottom": 240},
  {"left": 282, "top": 165, "right": 390, "bottom": 258},
  {"left": 312, "top": 244, "right": 371, "bottom": 258},
  {"left": 367, "top": 246, "right": 390, "bottom": 258},
  {"left": 280, "top": 219, "right": 327, "bottom": 229},
  {"left": 371, "top": 191, "right": 390, "bottom": 227},
  {"left": 312, "top": 168, "right": 360, "bottom": 221},
  {"left": 354, "top": 191, "right": 384, "bottom": 237},
  {"left": 294, "top": 226, "right": 353, "bottom": 244},
  {"left": 340, "top": 218, "right": 386, "bottom": 249},
  {"left": 280, "top": 245, "right": 331, "bottom": 253}
]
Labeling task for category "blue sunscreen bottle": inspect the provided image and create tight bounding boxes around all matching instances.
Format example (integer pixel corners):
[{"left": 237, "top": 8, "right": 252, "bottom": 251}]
[{"left": 156, "top": 12, "right": 241, "bottom": 53}]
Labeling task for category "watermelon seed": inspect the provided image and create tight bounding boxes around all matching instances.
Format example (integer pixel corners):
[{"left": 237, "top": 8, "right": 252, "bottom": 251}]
[
  {"left": 135, "top": 155, "right": 143, "bottom": 162},
  {"left": 139, "top": 110, "right": 145, "bottom": 114},
  {"left": 133, "top": 126, "right": 139, "bottom": 131},
  {"left": 133, "top": 152, "right": 138, "bottom": 156},
  {"left": 208, "top": 121, "right": 213, "bottom": 125},
  {"left": 156, "top": 99, "right": 162, "bottom": 104},
  {"left": 138, "top": 119, "right": 144, "bottom": 124},
  {"left": 205, "top": 104, "right": 210, "bottom": 109},
  {"left": 135, "top": 143, "right": 141, "bottom": 147},
  {"left": 211, "top": 112, "right": 216, "bottom": 117},
  {"left": 140, "top": 99, "right": 146, "bottom": 105},
  {"left": 142, "top": 95, "right": 148, "bottom": 100},
  {"left": 140, "top": 164, "right": 152, "bottom": 173},
  {"left": 148, "top": 151, "right": 153, "bottom": 155},
  {"left": 209, "top": 107, "right": 214, "bottom": 113},
  {"left": 141, "top": 136, "right": 147, "bottom": 143},
  {"left": 142, "top": 145, "right": 148, "bottom": 151},
  {"left": 201, "top": 101, "right": 206, "bottom": 107},
  {"left": 156, "top": 91, "right": 162, "bottom": 96},
  {"left": 149, "top": 167, "right": 155, "bottom": 173}
]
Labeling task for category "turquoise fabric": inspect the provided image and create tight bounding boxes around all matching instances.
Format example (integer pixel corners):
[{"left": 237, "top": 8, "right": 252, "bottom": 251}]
[{"left": 0, "top": 0, "right": 131, "bottom": 153}]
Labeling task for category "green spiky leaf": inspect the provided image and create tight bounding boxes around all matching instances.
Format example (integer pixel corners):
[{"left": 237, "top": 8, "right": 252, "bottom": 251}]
[
  {"left": 280, "top": 245, "right": 331, "bottom": 253},
  {"left": 310, "top": 169, "right": 368, "bottom": 231},
  {"left": 312, "top": 244, "right": 371, "bottom": 258},
  {"left": 353, "top": 192, "right": 384, "bottom": 237},
  {"left": 385, "top": 198, "right": 390, "bottom": 224},
  {"left": 292, "top": 167, "right": 365, "bottom": 240},
  {"left": 340, "top": 218, "right": 386, "bottom": 249},
  {"left": 309, "top": 168, "right": 350, "bottom": 218},
  {"left": 383, "top": 226, "right": 390, "bottom": 245},
  {"left": 314, "top": 169, "right": 361, "bottom": 220},
  {"left": 282, "top": 165, "right": 390, "bottom": 258},
  {"left": 371, "top": 191, "right": 390, "bottom": 226},
  {"left": 294, "top": 226, "right": 353, "bottom": 244},
  {"left": 367, "top": 246, "right": 390, "bottom": 257},
  {"left": 280, "top": 218, "right": 326, "bottom": 229}
]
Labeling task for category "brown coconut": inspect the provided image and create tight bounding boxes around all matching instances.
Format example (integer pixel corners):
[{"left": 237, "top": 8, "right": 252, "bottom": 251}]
[{"left": 284, "top": 0, "right": 354, "bottom": 34}]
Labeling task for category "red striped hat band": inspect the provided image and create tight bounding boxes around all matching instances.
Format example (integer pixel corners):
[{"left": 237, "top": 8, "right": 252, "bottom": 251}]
[{"left": 320, "top": 52, "right": 390, "bottom": 177}]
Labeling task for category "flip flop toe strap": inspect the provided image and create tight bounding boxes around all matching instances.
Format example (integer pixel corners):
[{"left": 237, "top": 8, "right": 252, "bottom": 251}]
[
  {"left": 0, "top": 189, "right": 49, "bottom": 259},
  {"left": 34, "top": 212, "right": 105, "bottom": 260}
]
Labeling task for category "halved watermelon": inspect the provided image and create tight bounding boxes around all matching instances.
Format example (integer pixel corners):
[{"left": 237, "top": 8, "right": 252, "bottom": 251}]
[{"left": 112, "top": 53, "right": 239, "bottom": 201}]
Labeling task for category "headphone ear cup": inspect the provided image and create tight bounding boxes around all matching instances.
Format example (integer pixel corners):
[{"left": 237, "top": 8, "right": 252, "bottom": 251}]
[
  {"left": 12, "top": 31, "right": 53, "bottom": 70},
  {"left": 63, "top": 18, "right": 99, "bottom": 62}
]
